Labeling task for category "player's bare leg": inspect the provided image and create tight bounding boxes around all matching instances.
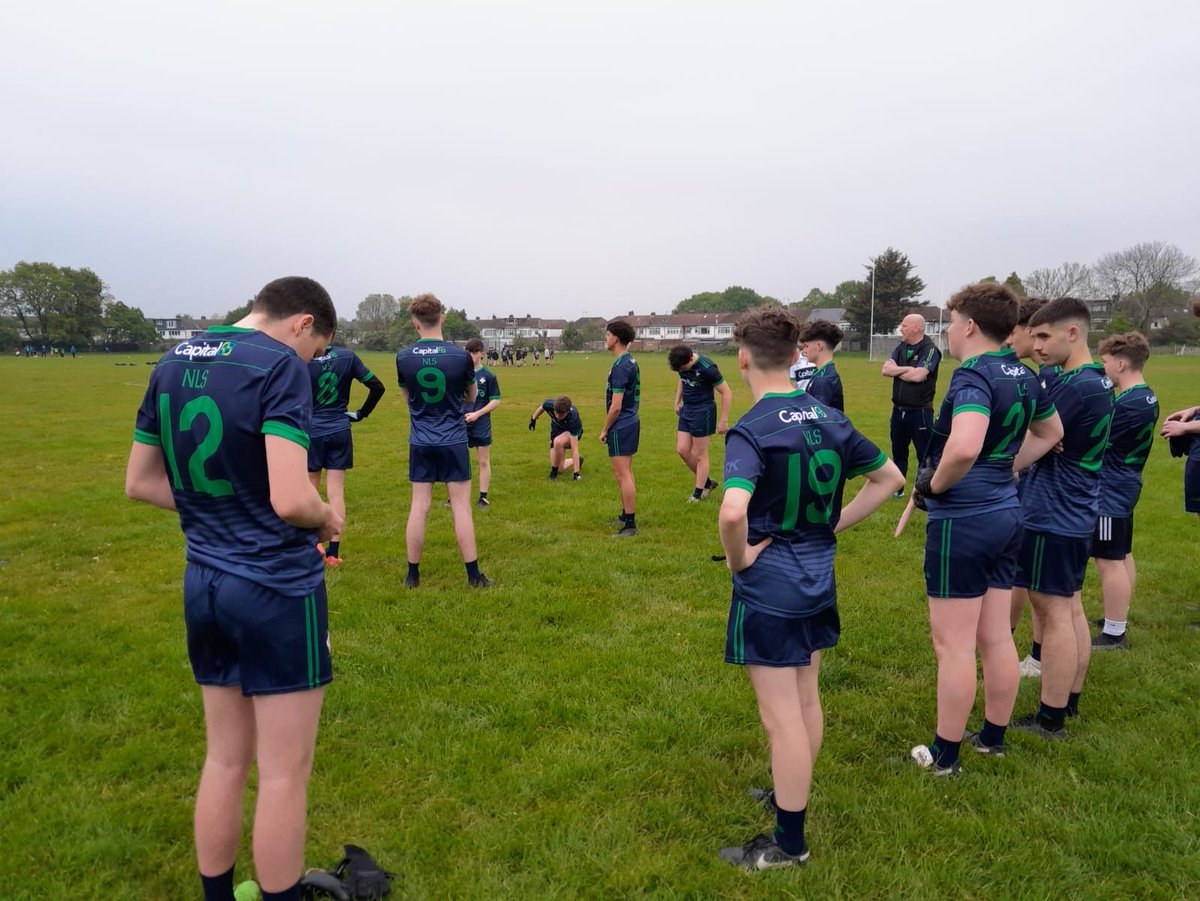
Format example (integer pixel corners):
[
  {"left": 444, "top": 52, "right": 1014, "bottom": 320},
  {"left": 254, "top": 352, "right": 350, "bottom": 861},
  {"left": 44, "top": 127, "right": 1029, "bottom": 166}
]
[
  {"left": 676, "top": 431, "right": 698, "bottom": 475},
  {"left": 195, "top": 686, "right": 255, "bottom": 885},
  {"left": 1070, "top": 592, "right": 1091, "bottom": 695},
  {"left": 692, "top": 434, "right": 712, "bottom": 492},
  {"left": 977, "top": 587, "right": 1019, "bottom": 727},
  {"left": 324, "top": 469, "right": 346, "bottom": 546},
  {"left": 796, "top": 650, "right": 823, "bottom": 764},
  {"left": 929, "top": 596, "right": 982, "bottom": 741},
  {"left": 1096, "top": 556, "right": 1133, "bottom": 625},
  {"left": 611, "top": 455, "right": 636, "bottom": 515},
  {"left": 406, "top": 482, "right": 434, "bottom": 564},
  {"left": 446, "top": 479, "right": 478, "bottom": 562},
  {"left": 476, "top": 446, "right": 491, "bottom": 495},
  {"left": 749, "top": 661, "right": 820, "bottom": 813},
  {"left": 1029, "top": 591, "right": 1074, "bottom": 708}
]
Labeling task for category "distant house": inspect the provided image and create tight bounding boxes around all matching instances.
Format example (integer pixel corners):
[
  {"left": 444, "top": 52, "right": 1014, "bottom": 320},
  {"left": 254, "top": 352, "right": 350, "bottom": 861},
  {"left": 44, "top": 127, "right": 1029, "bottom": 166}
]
[
  {"left": 804, "top": 307, "right": 851, "bottom": 331},
  {"left": 473, "top": 315, "right": 567, "bottom": 349},
  {"left": 149, "top": 316, "right": 219, "bottom": 341},
  {"left": 618, "top": 312, "right": 740, "bottom": 346}
]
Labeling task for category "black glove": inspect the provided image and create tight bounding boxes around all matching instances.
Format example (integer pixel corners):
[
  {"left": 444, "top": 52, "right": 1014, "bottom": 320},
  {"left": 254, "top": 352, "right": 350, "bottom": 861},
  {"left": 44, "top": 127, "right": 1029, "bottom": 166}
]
[
  {"left": 1169, "top": 434, "right": 1190, "bottom": 458},
  {"left": 528, "top": 418, "right": 537, "bottom": 431},
  {"left": 914, "top": 465, "right": 942, "bottom": 499},
  {"left": 912, "top": 489, "right": 928, "bottom": 512}
]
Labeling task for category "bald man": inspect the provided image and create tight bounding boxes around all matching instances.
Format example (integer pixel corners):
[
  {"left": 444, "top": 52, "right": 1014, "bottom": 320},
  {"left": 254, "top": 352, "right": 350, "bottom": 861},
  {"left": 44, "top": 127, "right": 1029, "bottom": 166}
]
[{"left": 880, "top": 313, "right": 942, "bottom": 496}]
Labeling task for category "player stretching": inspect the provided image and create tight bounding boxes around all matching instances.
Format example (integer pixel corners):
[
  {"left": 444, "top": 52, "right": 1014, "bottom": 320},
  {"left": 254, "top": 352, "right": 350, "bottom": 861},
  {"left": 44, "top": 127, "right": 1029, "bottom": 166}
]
[
  {"left": 1086, "top": 332, "right": 1159, "bottom": 650},
  {"left": 396, "top": 294, "right": 492, "bottom": 589},
  {"left": 126, "top": 276, "right": 341, "bottom": 901},
  {"left": 718, "top": 306, "right": 902, "bottom": 868},
  {"left": 600, "top": 320, "right": 640, "bottom": 537},
  {"left": 668, "top": 344, "right": 732, "bottom": 502},
  {"left": 798, "top": 320, "right": 845, "bottom": 411},
  {"left": 463, "top": 338, "right": 502, "bottom": 508},
  {"left": 908, "top": 283, "right": 1061, "bottom": 775},
  {"left": 308, "top": 344, "right": 385, "bottom": 565},
  {"left": 529, "top": 395, "right": 584, "bottom": 480},
  {"left": 1012, "top": 298, "right": 1114, "bottom": 737}
]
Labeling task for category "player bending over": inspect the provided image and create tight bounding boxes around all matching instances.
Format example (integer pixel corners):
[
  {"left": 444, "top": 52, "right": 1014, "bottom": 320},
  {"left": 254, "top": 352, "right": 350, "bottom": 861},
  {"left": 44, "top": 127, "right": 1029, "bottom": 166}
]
[
  {"left": 668, "top": 344, "right": 732, "bottom": 502},
  {"left": 529, "top": 395, "right": 584, "bottom": 480}
]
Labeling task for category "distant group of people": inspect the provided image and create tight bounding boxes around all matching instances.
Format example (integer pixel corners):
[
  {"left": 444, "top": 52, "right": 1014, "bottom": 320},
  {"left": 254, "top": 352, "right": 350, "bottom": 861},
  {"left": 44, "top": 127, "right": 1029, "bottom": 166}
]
[
  {"left": 15, "top": 343, "right": 76, "bottom": 357},
  {"left": 124, "top": 275, "right": 1199, "bottom": 894},
  {"left": 497, "top": 344, "right": 551, "bottom": 367}
]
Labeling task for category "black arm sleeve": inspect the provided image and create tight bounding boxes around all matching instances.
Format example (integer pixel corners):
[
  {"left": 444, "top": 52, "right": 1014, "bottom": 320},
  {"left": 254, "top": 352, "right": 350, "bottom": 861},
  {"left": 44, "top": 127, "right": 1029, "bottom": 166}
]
[{"left": 357, "top": 375, "right": 386, "bottom": 419}]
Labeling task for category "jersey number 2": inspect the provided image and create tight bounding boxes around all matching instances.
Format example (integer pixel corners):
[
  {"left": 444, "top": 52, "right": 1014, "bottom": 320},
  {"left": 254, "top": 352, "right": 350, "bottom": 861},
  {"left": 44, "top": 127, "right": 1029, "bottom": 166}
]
[{"left": 159, "top": 393, "right": 234, "bottom": 497}]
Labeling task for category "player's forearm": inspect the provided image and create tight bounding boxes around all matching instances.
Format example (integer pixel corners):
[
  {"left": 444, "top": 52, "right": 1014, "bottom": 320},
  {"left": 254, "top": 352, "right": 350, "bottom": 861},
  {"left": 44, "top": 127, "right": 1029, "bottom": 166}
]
[
  {"left": 1014, "top": 413, "right": 1064, "bottom": 471},
  {"left": 899, "top": 367, "right": 930, "bottom": 383},
  {"left": 718, "top": 509, "right": 750, "bottom": 569},
  {"left": 717, "top": 384, "right": 732, "bottom": 420},
  {"left": 836, "top": 463, "right": 903, "bottom": 533},
  {"left": 602, "top": 400, "right": 622, "bottom": 432},
  {"left": 125, "top": 443, "right": 177, "bottom": 511},
  {"left": 475, "top": 399, "right": 501, "bottom": 417}
]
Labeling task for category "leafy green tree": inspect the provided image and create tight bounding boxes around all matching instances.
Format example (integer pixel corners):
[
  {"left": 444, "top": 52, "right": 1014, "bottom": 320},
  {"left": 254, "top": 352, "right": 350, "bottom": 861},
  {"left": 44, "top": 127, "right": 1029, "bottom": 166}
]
[
  {"left": 443, "top": 307, "right": 480, "bottom": 341},
  {"left": 830, "top": 280, "right": 861, "bottom": 309},
  {"left": 1103, "top": 310, "right": 1135, "bottom": 336},
  {"left": 221, "top": 299, "right": 254, "bottom": 324},
  {"left": 103, "top": 300, "right": 159, "bottom": 346},
  {"left": 673, "top": 285, "right": 780, "bottom": 314},
  {"left": 1149, "top": 313, "right": 1200, "bottom": 346},
  {"left": 792, "top": 288, "right": 829, "bottom": 310},
  {"left": 0, "top": 261, "right": 105, "bottom": 345},
  {"left": 560, "top": 324, "right": 584, "bottom": 350},
  {"left": 1004, "top": 272, "right": 1026, "bottom": 296},
  {"left": 1096, "top": 242, "right": 1199, "bottom": 332},
  {"left": 845, "top": 248, "right": 926, "bottom": 335}
]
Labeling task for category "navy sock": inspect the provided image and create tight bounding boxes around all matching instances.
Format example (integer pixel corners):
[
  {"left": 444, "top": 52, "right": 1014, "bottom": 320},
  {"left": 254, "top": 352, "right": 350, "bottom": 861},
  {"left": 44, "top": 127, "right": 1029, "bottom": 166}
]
[
  {"left": 262, "top": 884, "right": 302, "bottom": 901},
  {"left": 479, "top": 491, "right": 488, "bottom": 500},
  {"left": 1030, "top": 641, "right": 1042, "bottom": 662},
  {"left": 980, "top": 718, "right": 1007, "bottom": 747},
  {"left": 692, "top": 487, "right": 703, "bottom": 499},
  {"left": 931, "top": 735, "right": 961, "bottom": 768},
  {"left": 200, "top": 866, "right": 235, "bottom": 901},
  {"left": 465, "top": 559, "right": 481, "bottom": 580},
  {"left": 773, "top": 805, "right": 807, "bottom": 856},
  {"left": 326, "top": 540, "right": 339, "bottom": 558},
  {"left": 622, "top": 513, "right": 636, "bottom": 528},
  {"left": 549, "top": 466, "right": 558, "bottom": 478},
  {"left": 1066, "top": 691, "right": 1080, "bottom": 716},
  {"left": 1037, "top": 701, "right": 1067, "bottom": 730},
  {"left": 407, "top": 562, "right": 419, "bottom": 580}
]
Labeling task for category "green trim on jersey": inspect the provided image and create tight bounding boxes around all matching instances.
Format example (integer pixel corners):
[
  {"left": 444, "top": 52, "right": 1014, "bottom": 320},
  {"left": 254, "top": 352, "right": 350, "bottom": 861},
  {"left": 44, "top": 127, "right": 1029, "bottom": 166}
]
[
  {"left": 206, "top": 325, "right": 256, "bottom": 334},
  {"left": 262, "top": 420, "right": 311, "bottom": 449},
  {"left": 762, "top": 389, "right": 805, "bottom": 399},
  {"left": 953, "top": 403, "right": 991, "bottom": 417},
  {"left": 846, "top": 450, "right": 888, "bottom": 480},
  {"left": 134, "top": 428, "right": 161, "bottom": 446},
  {"left": 362, "top": 369, "right": 376, "bottom": 381},
  {"left": 1033, "top": 404, "right": 1058, "bottom": 420},
  {"left": 725, "top": 477, "right": 756, "bottom": 494}
]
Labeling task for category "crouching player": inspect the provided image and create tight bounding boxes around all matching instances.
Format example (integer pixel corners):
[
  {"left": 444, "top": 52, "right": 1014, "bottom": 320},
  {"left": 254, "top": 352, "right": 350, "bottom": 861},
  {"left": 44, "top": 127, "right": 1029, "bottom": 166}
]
[
  {"left": 908, "top": 283, "right": 1061, "bottom": 775},
  {"left": 717, "top": 306, "right": 902, "bottom": 868},
  {"left": 530, "top": 395, "right": 584, "bottom": 480},
  {"left": 126, "top": 277, "right": 341, "bottom": 901}
]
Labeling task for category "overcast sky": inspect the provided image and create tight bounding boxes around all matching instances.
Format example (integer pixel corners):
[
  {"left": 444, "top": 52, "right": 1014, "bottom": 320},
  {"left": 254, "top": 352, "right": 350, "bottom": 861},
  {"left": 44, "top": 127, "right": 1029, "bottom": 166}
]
[{"left": 4, "top": 1, "right": 1198, "bottom": 321}]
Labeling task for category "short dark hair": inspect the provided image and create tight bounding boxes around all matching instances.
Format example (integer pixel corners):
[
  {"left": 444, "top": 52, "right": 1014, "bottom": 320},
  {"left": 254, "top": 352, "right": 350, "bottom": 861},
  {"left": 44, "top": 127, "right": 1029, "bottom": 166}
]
[
  {"left": 606, "top": 320, "right": 635, "bottom": 346},
  {"left": 409, "top": 294, "right": 443, "bottom": 328},
  {"left": 667, "top": 344, "right": 693, "bottom": 371},
  {"left": 1016, "top": 296, "right": 1046, "bottom": 326},
  {"left": 464, "top": 337, "right": 484, "bottom": 354},
  {"left": 801, "top": 319, "right": 843, "bottom": 349},
  {"left": 1028, "top": 296, "right": 1090, "bottom": 330},
  {"left": 946, "top": 282, "right": 1020, "bottom": 342},
  {"left": 1098, "top": 331, "right": 1151, "bottom": 369},
  {"left": 733, "top": 306, "right": 801, "bottom": 370},
  {"left": 253, "top": 277, "right": 337, "bottom": 337},
  {"left": 552, "top": 395, "right": 572, "bottom": 417}
]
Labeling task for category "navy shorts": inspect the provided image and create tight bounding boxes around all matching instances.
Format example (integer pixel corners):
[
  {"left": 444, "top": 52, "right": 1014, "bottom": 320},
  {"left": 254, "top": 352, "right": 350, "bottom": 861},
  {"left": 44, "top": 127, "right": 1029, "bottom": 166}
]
[
  {"left": 467, "top": 432, "right": 492, "bottom": 448},
  {"left": 924, "top": 508, "right": 1023, "bottom": 598},
  {"left": 307, "top": 430, "right": 353, "bottom": 472},
  {"left": 183, "top": 563, "right": 331, "bottom": 696},
  {"left": 1014, "top": 529, "right": 1091, "bottom": 597},
  {"left": 409, "top": 443, "right": 471, "bottom": 482},
  {"left": 1092, "top": 515, "right": 1133, "bottom": 560},
  {"left": 1186, "top": 454, "right": 1200, "bottom": 513},
  {"left": 606, "top": 419, "right": 640, "bottom": 457},
  {"left": 725, "top": 599, "right": 839, "bottom": 667},
  {"left": 677, "top": 404, "right": 717, "bottom": 438}
]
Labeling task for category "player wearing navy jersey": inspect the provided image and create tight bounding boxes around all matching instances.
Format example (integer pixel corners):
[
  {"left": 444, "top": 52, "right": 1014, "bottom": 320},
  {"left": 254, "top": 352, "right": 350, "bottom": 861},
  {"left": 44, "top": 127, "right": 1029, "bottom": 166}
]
[
  {"left": 1162, "top": 404, "right": 1200, "bottom": 515},
  {"left": 798, "top": 319, "right": 845, "bottom": 412},
  {"left": 307, "top": 345, "right": 385, "bottom": 566},
  {"left": 601, "top": 320, "right": 640, "bottom": 536},
  {"left": 126, "top": 277, "right": 341, "bottom": 901},
  {"left": 1087, "top": 333, "right": 1159, "bottom": 651},
  {"left": 529, "top": 395, "right": 584, "bottom": 479},
  {"left": 668, "top": 345, "right": 732, "bottom": 502},
  {"left": 717, "top": 307, "right": 901, "bottom": 869},
  {"left": 395, "top": 295, "right": 491, "bottom": 589},
  {"left": 1011, "top": 298, "right": 1115, "bottom": 738},
  {"left": 882, "top": 314, "right": 941, "bottom": 497},
  {"left": 907, "top": 284, "right": 1062, "bottom": 773},
  {"left": 463, "top": 338, "right": 502, "bottom": 508}
]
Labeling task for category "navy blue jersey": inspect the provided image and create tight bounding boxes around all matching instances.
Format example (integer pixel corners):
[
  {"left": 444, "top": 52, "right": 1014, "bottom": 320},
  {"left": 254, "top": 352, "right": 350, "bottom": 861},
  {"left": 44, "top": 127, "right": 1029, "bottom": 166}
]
[
  {"left": 679, "top": 355, "right": 725, "bottom": 408},
  {"left": 1098, "top": 383, "right": 1159, "bottom": 516},
  {"left": 541, "top": 398, "right": 583, "bottom": 439},
  {"left": 467, "top": 367, "right": 502, "bottom": 439},
  {"left": 805, "top": 362, "right": 844, "bottom": 412},
  {"left": 724, "top": 390, "right": 886, "bottom": 617},
  {"left": 396, "top": 339, "right": 474, "bottom": 447},
  {"left": 926, "top": 350, "right": 1055, "bottom": 521},
  {"left": 891, "top": 338, "right": 941, "bottom": 407},
  {"left": 1021, "top": 363, "right": 1115, "bottom": 537},
  {"left": 133, "top": 327, "right": 324, "bottom": 593},
  {"left": 308, "top": 347, "right": 373, "bottom": 438},
  {"left": 789, "top": 355, "right": 816, "bottom": 391},
  {"left": 605, "top": 353, "right": 640, "bottom": 422}
]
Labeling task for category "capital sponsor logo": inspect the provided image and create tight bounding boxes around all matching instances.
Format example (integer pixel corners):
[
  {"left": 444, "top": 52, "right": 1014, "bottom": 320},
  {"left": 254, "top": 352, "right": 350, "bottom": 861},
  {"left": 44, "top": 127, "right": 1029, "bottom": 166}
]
[
  {"left": 1101, "top": 375, "right": 1114, "bottom": 389},
  {"left": 1000, "top": 364, "right": 1028, "bottom": 377},
  {"left": 175, "top": 340, "right": 236, "bottom": 359},
  {"left": 778, "top": 407, "right": 827, "bottom": 424},
  {"left": 1147, "top": 393, "right": 1157, "bottom": 405},
  {"left": 412, "top": 346, "right": 445, "bottom": 356}
]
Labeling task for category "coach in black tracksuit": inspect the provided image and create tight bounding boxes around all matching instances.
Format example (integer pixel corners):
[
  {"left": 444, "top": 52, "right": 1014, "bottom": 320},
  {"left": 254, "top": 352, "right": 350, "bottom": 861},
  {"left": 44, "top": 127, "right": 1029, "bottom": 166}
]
[{"left": 880, "top": 313, "right": 941, "bottom": 495}]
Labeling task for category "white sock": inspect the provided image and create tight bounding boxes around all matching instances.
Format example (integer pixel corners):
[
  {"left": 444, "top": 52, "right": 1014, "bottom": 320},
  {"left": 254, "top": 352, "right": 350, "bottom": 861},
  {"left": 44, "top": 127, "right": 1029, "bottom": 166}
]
[{"left": 1103, "top": 619, "right": 1127, "bottom": 637}]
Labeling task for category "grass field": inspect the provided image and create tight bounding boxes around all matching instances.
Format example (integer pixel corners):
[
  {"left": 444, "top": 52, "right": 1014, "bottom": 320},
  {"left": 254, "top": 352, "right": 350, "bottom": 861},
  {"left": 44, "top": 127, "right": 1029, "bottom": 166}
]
[{"left": 2, "top": 348, "right": 1199, "bottom": 899}]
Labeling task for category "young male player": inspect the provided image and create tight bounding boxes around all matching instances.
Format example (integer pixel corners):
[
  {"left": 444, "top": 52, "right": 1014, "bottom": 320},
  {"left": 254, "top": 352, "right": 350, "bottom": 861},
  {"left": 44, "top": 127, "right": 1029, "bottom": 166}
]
[
  {"left": 908, "top": 283, "right": 1062, "bottom": 774},
  {"left": 1088, "top": 332, "right": 1159, "bottom": 650},
  {"left": 1162, "top": 404, "right": 1200, "bottom": 516},
  {"left": 718, "top": 306, "right": 902, "bottom": 869},
  {"left": 600, "top": 320, "right": 640, "bottom": 536},
  {"left": 667, "top": 344, "right": 732, "bottom": 502},
  {"left": 463, "top": 337, "right": 502, "bottom": 508},
  {"left": 798, "top": 320, "right": 845, "bottom": 412},
  {"left": 126, "top": 276, "right": 341, "bottom": 901},
  {"left": 395, "top": 294, "right": 491, "bottom": 589},
  {"left": 788, "top": 343, "right": 816, "bottom": 391},
  {"left": 529, "top": 395, "right": 584, "bottom": 479},
  {"left": 307, "top": 344, "right": 386, "bottom": 565},
  {"left": 1011, "top": 298, "right": 1114, "bottom": 737}
]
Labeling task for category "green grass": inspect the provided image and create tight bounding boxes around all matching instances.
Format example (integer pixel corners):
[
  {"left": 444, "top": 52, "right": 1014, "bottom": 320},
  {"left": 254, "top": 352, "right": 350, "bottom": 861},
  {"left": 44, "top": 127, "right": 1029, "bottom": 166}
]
[{"left": 1, "top": 350, "right": 1199, "bottom": 899}]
